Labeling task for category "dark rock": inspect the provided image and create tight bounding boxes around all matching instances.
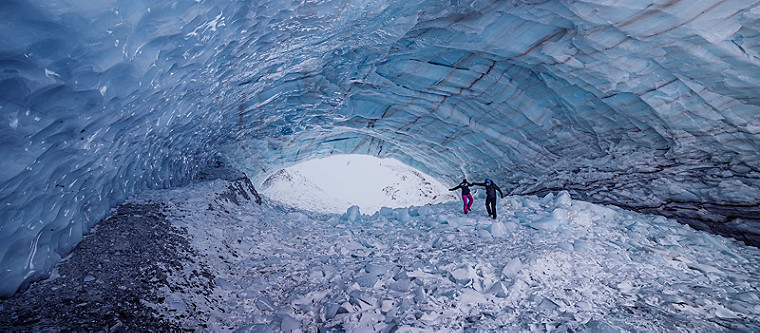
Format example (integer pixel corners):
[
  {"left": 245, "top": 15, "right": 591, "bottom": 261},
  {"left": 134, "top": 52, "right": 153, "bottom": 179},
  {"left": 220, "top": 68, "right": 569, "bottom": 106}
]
[{"left": 0, "top": 202, "right": 204, "bottom": 331}]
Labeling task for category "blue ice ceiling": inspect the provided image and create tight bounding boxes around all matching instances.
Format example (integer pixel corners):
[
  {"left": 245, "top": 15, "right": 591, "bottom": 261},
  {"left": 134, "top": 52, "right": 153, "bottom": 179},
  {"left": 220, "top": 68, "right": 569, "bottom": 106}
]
[{"left": 1, "top": 0, "right": 760, "bottom": 296}]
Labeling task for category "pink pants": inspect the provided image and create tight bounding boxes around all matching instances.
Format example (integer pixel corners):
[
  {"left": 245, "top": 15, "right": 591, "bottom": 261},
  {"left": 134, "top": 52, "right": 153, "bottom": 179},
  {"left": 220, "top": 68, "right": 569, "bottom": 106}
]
[{"left": 462, "top": 194, "right": 473, "bottom": 213}]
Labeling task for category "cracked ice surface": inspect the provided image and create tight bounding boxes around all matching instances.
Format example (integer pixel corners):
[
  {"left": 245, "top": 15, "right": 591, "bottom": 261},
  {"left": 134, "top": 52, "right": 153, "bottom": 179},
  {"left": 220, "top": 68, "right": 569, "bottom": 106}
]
[
  {"left": 3, "top": 0, "right": 760, "bottom": 297},
  {"left": 148, "top": 181, "right": 760, "bottom": 331}
]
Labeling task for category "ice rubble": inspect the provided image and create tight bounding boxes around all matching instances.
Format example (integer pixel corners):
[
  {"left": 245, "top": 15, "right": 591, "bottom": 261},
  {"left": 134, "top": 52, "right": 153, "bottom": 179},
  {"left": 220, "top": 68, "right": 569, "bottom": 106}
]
[
  {"left": 2, "top": 0, "right": 760, "bottom": 298},
  {"left": 146, "top": 180, "right": 760, "bottom": 331}
]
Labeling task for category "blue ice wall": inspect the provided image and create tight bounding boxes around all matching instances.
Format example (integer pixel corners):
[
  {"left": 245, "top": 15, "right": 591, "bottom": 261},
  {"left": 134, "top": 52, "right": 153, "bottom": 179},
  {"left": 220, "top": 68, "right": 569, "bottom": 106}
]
[{"left": 2, "top": 0, "right": 760, "bottom": 296}]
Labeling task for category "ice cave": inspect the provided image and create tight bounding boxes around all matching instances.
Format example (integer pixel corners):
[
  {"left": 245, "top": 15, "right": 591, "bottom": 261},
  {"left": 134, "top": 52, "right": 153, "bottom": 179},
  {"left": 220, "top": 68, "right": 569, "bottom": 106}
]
[{"left": 1, "top": 0, "right": 760, "bottom": 331}]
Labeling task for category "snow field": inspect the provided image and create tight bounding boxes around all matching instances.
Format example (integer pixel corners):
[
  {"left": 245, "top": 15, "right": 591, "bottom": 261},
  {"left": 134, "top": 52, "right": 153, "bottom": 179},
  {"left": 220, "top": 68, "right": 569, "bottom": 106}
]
[
  {"left": 147, "top": 180, "right": 760, "bottom": 331},
  {"left": 259, "top": 154, "right": 456, "bottom": 214}
]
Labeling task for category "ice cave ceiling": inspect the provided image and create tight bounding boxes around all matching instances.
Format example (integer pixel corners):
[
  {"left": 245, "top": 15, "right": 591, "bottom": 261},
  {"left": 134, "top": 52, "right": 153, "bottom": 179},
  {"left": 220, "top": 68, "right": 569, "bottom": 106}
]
[{"left": 1, "top": 0, "right": 760, "bottom": 296}]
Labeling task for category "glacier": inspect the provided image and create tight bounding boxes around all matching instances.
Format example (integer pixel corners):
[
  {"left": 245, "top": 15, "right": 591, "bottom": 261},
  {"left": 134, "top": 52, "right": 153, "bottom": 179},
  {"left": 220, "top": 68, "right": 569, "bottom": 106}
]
[{"left": 1, "top": 0, "right": 760, "bottom": 318}]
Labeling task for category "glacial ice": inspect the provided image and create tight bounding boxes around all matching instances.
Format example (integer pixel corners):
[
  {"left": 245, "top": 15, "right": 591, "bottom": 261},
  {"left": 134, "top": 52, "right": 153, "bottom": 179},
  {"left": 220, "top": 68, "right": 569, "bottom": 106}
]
[
  {"left": 1, "top": 0, "right": 760, "bottom": 304},
  {"left": 141, "top": 179, "right": 760, "bottom": 331}
]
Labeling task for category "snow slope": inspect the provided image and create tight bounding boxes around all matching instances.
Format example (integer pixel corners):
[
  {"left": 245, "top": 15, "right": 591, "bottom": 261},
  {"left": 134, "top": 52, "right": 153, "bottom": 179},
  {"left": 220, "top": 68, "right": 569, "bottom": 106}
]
[
  {"left": 260, "top": 155, "right": 456, "bottom": 214},
  {"left": 143, "top": 179, "right": 760, "bottom": 331}
]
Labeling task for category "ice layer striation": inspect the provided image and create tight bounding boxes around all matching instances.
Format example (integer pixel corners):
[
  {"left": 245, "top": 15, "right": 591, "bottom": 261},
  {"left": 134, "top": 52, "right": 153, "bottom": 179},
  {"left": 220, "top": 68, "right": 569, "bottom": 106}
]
[{"left": 1, "top": 0, "right": 760, "bottom": 297}]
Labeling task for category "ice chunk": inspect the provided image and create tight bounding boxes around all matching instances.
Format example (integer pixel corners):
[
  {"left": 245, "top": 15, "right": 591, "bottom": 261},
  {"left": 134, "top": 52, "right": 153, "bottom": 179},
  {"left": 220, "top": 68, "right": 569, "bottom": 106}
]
[
  {"left": 255, "top": 297, "right": 276, "bottom": 312},
  {"left": 419, "top": 311, "right": 439, "bottom": 323},
  {"left": 530, "top": 208, "right": 569, "bottom": 230},
  {"left": 489, "top": 222, "right": 508, "bottom": 238},
  {"left": 507, "top": 196, "right": 522, "bottom": 209},
  {"left": 687, "top": 262, "right": 723, "bottom": 276},
  {"left": 589, "top": 204, "right": 617, "bottom": 220},
  {"left": 573, "top": 239, "right": 590, "bottom": 252},
  {"left": 365, "top": 262, "right": 387, "bottom": 276},
  {"left": 575, "top": 301, "right": 592, "bottom": 312},
  {"left": 293, "top": 290, "right": 330, "bottom": 305},
  {"left": 501, "top": 258, "right": 522, "bottom": 279},
  {"left": 557, "top": 241, "right": 574, "bottom": 251},
  {"left": 570, "top": 210, "right": 593, "bottom": 227},
  {"left": 538, "top": 297, "right": 560, "bottom": 313},
  {"left": 349, "top": 291, "right": 376, "bottom": 311},
  {"left": 413, "top": 287, "right": 426, "bottom": 303},
  {"left": 342, "top": 205, "right": 362, "bottom": 222},
  {"left": 309, "top": 267, "right": 325, "bottom": 281},
  {"left": 397, "top": 208, "right": 412, "bottom": 223},
  {"left": 398, "top": 298, "right": 413, "bottom": 313},
  {"left": 541, "top": 193, "right": 555, "bottom": 206},
  {"left": 279, "top": 314, "right": 300, "bottom": 331},
  {"left": 417, "top": 206, "right": 433, "bottom": 217},
  {"left": 555, "top": 191, "right": 572, "bottom": 208},
  {"left": 713, "top": 304, "right": 740, "bottom": 319},
  {"left": 449, "top": 266, "right": 476, "bottom": 285},
  {"left": 378, "top": 207, "right": 395, "bottom": 218},
  {"left": 486, "top": 281, "right": 509, "bottom": 298},
  {"left": 458, "top": 288, "right": 487, "bottom": 305},
  {"left": 615, "top": 281, "right": 634, "bottom": 294},
  {"left": 580, "top": 320, "right": 621, "bottom": 333},
  {"left": 324, "top": 303, "right": 341, "bottom": 320},
  {"left": 389, "top": 278, "right": 412, "bottom": 292},
  {"left": 338, "top": 302, "right": 354, "bottom": 314},
  {"left": 381, "top": 299, "right": 395, "bottom": 313},
  {"left": 438, "top": 215, "right": 456, "bottom": 226},
  {"left": 477, "top": 229, "right": 493, "bottom": 240}
]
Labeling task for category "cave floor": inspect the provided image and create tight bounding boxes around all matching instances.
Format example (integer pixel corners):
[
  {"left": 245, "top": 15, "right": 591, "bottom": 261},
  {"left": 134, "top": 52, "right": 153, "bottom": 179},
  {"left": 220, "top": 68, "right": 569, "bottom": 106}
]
[{"left": 2, "top": 178, "right": 760, "bottom": 332}]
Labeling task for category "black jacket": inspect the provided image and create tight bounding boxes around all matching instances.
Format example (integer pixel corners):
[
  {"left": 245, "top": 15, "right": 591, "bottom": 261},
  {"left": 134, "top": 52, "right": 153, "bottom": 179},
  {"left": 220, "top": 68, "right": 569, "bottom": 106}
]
[
  {"left": 449, "top": 182, "right": 472, "bottom": 195},
  {"left": 472, "top": 181, "right": 504, "bottom": 198}
]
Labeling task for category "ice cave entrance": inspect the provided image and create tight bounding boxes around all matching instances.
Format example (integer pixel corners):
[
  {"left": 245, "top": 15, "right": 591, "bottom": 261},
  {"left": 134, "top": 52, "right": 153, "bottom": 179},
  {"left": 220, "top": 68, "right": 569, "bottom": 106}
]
[{"left": 259, "top": 154, "right": 455, "bottom": 214}]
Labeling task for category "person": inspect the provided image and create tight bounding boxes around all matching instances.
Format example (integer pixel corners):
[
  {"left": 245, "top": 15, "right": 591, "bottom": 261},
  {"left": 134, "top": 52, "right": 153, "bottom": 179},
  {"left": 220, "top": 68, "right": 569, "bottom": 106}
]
[
  {"left": 449, "top": 179, "right": 474, "bottom": 214},
  {"left": 472, "top": 178, "right": 504, "bottom": 219}
]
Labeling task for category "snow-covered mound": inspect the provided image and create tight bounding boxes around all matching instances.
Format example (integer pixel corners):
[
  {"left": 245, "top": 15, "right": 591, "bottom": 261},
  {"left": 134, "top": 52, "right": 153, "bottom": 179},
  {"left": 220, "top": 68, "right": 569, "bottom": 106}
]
[
  {"left": 141, "top": 180, "right": 760, "bottom": 331},
  {"left": 260, "top": 155, "right": 455, "bottom": 214}
]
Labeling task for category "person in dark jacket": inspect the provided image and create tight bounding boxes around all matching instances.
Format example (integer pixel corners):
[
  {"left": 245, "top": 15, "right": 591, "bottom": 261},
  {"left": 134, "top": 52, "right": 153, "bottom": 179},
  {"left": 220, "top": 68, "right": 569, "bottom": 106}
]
[
  {"left": 449, "top": 179, "right": 474, "bottom": 214},
  {"left": 471, "top": 178, "right": 504, "bottom": 219}
]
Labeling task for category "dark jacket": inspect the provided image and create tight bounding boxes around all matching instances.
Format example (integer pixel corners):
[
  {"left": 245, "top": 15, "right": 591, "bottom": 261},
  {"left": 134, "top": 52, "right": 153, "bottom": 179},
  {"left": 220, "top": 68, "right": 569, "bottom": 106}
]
[
  {"left": 472, "top": 181, "right": 504, "bottom": 198},
  {"left": 449, "top": 182, "right": 472, "bottom": 195}
]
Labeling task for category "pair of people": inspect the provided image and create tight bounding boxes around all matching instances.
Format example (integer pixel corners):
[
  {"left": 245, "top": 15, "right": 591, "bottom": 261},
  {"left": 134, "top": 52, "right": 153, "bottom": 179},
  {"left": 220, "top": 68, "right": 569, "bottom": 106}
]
[{"left": 449, "top": 178, "right": 504, "bottom": 219}]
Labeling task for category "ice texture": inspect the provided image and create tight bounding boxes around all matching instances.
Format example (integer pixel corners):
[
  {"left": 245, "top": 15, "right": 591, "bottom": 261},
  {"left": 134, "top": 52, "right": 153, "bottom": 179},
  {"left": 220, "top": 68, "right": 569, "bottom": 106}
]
[
  {"left": 147, "top": 179, "right": 760, "bottom": 331},
  {"left": 2, "top": 0, "right": 760, "bottom": 297}
]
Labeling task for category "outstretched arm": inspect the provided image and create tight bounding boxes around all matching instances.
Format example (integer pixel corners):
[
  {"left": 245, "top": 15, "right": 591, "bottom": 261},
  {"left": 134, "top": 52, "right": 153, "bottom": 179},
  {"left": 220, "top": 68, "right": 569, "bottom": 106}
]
[
  {"left": 471, "top": 182, "right": 485, "bottom": 186},
  {"left": 449, "top": 184, "right": 461, "bottom": 191}
]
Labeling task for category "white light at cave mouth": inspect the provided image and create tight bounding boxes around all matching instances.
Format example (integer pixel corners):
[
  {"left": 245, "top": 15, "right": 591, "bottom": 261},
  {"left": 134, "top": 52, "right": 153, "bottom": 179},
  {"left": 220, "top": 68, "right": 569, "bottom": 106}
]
[{"left": 260, "top": 154, "right": 456, "bottom": 214}]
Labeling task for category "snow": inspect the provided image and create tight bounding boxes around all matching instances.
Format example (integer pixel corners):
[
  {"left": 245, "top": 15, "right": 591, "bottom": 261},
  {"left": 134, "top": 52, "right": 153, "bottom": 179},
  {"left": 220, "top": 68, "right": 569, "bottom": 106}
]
[
  {"left": 260, "top": 154, "right": 455, "bottom": 214},
  {"left": 142, "top": 181, "right": 760, "bottom": 331}
]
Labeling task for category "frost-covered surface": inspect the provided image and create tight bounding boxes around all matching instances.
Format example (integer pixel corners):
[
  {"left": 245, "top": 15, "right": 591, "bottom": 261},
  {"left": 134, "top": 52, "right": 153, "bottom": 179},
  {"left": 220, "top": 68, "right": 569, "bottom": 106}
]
[
  {"left": 147, "top": 180, "right": 760, "bottom": 331},
  {"left": 3, "top": 0, "right": 760, "bottom": 297},
  {"left": 260, "top": 154, "right": 454, "bottom": 214}
]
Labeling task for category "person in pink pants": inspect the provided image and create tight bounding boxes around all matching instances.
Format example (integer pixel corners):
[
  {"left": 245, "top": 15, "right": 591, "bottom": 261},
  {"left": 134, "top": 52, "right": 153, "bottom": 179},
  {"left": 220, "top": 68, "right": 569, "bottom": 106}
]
[{"left": 449, "top": 179, "right": 474, "bottom": 214}]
